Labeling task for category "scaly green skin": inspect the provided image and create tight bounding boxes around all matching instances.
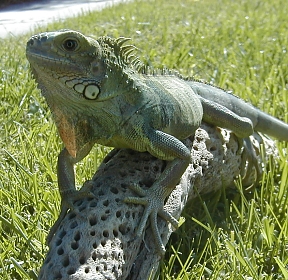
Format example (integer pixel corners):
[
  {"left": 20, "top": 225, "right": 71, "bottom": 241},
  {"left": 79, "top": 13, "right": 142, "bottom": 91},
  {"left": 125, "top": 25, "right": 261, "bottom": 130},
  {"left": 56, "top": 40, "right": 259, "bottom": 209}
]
[{"left": 26, "top": 30, "right": 288, "bottom": 254}]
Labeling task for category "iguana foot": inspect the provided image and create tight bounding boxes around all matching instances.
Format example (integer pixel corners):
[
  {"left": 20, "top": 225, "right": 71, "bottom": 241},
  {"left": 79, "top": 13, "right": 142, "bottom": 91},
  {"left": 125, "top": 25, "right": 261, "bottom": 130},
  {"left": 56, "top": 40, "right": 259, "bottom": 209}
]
[
  {"left": 46, "top": 187, "right": 95, "bottom": 244},
  {"left": 61, "top": 185, "right": 96, "bottom": 213},
  {"left": 239, "top": 137, "right": 262, "bottom": 191},
  {"left": 124, "top": 183, "right": 179, "bottom": 255}
]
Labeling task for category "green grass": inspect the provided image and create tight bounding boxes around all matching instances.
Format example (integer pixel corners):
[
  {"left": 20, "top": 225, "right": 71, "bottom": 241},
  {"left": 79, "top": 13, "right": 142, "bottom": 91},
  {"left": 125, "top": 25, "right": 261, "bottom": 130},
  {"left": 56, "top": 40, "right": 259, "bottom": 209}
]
[{"left": 0, "top": 0, "right": 287, "bottom": 278}]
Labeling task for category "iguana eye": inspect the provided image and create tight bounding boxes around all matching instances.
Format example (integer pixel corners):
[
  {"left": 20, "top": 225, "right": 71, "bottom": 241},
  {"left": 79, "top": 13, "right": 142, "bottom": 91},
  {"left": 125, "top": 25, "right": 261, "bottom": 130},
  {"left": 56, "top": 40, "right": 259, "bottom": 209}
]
[
  {"left": 83, "top": 84, "right": 100, "bottom": 100},
  {"left": 63, "top": 39, "right": 78, "bottom": 51}
]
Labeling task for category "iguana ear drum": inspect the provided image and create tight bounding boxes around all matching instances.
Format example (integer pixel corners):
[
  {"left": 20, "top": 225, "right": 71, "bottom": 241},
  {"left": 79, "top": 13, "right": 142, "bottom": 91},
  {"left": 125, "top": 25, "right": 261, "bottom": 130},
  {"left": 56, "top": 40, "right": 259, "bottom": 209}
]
[{"left": 83, "top": 84, "right": 100, "bottom": 100}]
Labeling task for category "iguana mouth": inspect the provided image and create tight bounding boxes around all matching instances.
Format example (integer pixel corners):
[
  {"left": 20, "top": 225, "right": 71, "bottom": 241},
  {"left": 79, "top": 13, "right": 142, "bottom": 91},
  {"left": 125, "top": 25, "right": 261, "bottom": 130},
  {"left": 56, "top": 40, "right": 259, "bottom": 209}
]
[
  {"left": 27, "top": 51, "right": 70, "bottom": 65},
  {"left": 27, "top": 50, "right": 79, "bottom": 76}
]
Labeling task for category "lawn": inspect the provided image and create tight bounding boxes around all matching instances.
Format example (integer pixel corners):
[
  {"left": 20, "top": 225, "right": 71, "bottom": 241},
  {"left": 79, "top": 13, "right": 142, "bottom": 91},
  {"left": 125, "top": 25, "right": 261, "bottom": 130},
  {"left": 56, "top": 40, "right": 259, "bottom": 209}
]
[{"left": 0, "top": 0, "right": 287, "bottom": 279}]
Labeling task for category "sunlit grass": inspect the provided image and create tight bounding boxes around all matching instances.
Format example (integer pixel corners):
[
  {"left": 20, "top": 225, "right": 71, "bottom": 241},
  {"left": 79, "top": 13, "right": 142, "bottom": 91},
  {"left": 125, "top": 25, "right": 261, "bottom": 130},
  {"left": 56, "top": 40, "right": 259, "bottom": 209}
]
[{"left": 0, "top": 0, "right": 287, "bottom": 278}]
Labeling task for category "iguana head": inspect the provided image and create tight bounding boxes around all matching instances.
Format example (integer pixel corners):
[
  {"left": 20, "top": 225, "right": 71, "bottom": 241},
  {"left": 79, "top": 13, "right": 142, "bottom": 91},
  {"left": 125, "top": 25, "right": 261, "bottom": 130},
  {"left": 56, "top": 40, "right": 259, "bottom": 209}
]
[
  {"left": 26, "top": 29, "right": 138, "bottom": 157},
  {"left": 26, "top": 30, "right": 106, "bottom": 157},
  {"left": 26, "top": 29, "right": 108, "bottom": 100}
]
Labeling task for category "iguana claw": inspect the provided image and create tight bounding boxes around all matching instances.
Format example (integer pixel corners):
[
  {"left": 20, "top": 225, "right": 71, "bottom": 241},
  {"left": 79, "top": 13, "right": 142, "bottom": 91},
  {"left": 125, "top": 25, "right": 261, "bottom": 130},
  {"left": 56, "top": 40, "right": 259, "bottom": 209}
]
[{"left": 124, "top": 183, "right": 179, "bottom": 255}]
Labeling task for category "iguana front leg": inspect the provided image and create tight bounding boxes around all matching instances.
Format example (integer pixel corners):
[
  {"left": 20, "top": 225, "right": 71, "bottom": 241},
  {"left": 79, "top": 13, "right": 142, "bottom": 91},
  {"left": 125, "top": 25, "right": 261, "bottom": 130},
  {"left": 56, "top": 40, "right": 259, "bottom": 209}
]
[
  {"left": 47, "top": 146, "right": 95, "bottom": 243},
  {"left": 124, "top": 158, "right": 189, "bottom": 254},
  {"left": 124, "top": 130, "right": 191, "bottom": 255}
]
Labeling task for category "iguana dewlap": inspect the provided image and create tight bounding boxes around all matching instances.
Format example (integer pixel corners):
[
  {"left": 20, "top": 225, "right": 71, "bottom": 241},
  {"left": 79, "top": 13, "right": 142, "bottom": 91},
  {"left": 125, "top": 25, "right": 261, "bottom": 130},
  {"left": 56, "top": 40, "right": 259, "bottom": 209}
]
[{"left": 26, "top": 30, "right": 288, "bottom": 254}]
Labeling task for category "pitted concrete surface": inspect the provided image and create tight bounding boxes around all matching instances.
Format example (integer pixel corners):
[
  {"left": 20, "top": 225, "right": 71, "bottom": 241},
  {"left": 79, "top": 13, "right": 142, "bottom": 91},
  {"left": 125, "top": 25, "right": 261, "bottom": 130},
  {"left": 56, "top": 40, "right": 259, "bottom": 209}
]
[{"left": 0, "top": 0, "right": 129, "bottom": 38}]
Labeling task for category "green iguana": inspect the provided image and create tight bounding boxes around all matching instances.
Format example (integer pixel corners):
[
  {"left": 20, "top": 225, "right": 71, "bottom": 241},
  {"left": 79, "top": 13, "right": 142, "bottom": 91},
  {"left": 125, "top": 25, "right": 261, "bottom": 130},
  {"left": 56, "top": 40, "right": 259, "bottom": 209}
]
[{"left": 26, "top": 30, "right": 288, "bottom": 254}]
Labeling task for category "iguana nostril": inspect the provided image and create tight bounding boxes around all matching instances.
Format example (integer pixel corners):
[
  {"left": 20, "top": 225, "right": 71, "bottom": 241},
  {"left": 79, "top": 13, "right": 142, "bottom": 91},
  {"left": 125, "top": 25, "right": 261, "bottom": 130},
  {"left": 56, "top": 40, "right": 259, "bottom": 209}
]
[{"left": 27, "top": 38, "right": 34, "bottom": 46}]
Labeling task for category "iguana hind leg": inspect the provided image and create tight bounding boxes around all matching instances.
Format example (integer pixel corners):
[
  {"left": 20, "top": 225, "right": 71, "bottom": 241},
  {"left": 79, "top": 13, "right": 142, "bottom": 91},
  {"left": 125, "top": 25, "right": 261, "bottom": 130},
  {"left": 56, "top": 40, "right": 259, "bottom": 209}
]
[{"left": 200, "top": 97, "right": 262, "bottom": 187}]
